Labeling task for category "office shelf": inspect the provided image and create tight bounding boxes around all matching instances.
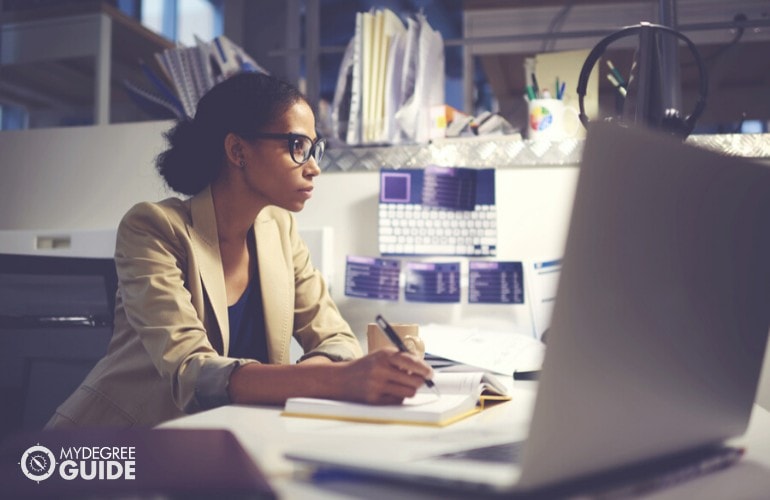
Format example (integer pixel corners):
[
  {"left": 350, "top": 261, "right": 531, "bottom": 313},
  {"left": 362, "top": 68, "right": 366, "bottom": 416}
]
[
  {"left": 322, "top": 132, "right": 770, "bottom": 172},
  {"left": 0, "top": 2, "right": 174, "bottom": 127}
]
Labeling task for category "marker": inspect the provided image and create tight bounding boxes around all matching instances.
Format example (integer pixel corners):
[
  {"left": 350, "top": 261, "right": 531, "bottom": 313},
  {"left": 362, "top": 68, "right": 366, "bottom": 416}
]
[
  {"left": 525, "top": 85, "right": 536, "bottom": 101},
  {"left": 606, "top": 60, "right": 626, "bottom": 86},
  {"left": 607, "top": 74, "right": 627, "bottom": 97},
  {"left": 531, "top": 72, "right": 540, "bottom": 98}
]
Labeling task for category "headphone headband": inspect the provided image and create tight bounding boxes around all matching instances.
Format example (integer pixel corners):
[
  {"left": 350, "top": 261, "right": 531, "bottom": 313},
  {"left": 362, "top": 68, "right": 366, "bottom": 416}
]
[{"left": 576, "top": 22, "right": 708, "bottom": 138}]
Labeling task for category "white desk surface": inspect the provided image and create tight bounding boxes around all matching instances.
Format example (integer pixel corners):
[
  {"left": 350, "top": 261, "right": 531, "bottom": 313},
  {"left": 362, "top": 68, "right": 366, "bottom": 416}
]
[{"left": 160, "top": 380, "right": 770, "bottom": 499}]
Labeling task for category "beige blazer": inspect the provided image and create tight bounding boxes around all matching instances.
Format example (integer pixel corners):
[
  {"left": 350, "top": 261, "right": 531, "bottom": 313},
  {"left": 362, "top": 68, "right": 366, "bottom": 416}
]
[{"left": 49, "top": 186, "right": 362, "bottom": 428}]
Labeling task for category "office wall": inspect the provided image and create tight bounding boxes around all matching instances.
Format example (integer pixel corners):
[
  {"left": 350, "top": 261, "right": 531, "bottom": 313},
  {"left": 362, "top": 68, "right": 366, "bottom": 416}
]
[
  {"left": 0, "top": 122, "right": 768, "bottom": 410},
  {"left": 0, "top": 121, "right": 578, "bottom": 335},
  {"left": 0, "top": 121, "right": 173, "bottom": 230},
  {"left": 293, "top": 167, "right": 577, "bottom": 336}
]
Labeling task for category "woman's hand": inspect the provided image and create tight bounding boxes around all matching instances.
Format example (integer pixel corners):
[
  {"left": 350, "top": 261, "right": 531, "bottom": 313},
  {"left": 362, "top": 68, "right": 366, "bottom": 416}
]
[
  {"left": 336, "top": 347, "right": 434, "bottom": 405},
  {"left": 228, "top": 347, "right": 433, "bottom": 406}
]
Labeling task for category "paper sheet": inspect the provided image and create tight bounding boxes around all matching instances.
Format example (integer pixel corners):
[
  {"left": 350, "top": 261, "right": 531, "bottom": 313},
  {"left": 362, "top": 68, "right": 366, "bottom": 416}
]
[
  {"left": 421, "top": 324, "right": 545, "bottom": 376},
  {"left": 525, "top": 259, "right": 562, "bottom": 340},
  {"left": 346, "top": 13, "right": 364, "bottom": 145},
  {"left": 373, "top": 9, "right": 405, "bottom": 143},
  {"left": 395, "top": 13, "right": 444, "bottom": 143}
]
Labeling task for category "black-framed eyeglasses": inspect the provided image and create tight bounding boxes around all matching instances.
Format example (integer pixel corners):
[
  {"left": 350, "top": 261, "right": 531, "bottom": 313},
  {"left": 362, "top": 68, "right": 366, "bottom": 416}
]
[{"left": 250, "top": 132, "right": 326, "bottom": 165}]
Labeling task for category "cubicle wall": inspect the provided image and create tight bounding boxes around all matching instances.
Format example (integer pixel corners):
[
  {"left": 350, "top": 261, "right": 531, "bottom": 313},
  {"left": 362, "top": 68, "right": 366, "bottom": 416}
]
[
  {"left": 293, "top": 166, "right": 577, "bottom": 337},
  {"left": 0, "top": 121, "right": 768, "bottom": 410},
  {"left": 0, "top": 121, "right": 579, "bottom": 336},
  {"left": 0, "top": 121, "right": 172, "bottom": 230}
]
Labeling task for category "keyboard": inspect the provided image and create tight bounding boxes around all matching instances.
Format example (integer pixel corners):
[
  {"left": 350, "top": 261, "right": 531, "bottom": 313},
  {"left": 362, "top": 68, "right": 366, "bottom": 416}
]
[
  {"left": 378, "top": 203, "right": 497, "bottom": 256},
  {"left": 378, "top": 167, "right": 497, "bottom": 256}
]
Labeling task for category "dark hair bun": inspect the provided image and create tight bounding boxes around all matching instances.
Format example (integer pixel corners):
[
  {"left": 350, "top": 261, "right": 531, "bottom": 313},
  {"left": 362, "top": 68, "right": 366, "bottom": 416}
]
[
  {"left": 155, "top": 119, "right": 220, "bottom": 195},
  {"left": 154, "top": 72, "right": 307, "bottom": 196}
]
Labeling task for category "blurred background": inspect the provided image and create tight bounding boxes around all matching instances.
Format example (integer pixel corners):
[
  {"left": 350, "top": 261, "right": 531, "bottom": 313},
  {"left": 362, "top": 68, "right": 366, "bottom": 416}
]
[{"left": 1, "top": 0, "right": 769, "bottom": 134}]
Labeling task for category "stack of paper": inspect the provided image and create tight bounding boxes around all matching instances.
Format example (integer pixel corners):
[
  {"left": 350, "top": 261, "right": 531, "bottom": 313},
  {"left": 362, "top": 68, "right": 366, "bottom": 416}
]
[
  {"left": 123, "top": 36, "right": 267, "bottom": 120},
  {"left": 331, "top": 10, "right": 444, "bottom": 145}
]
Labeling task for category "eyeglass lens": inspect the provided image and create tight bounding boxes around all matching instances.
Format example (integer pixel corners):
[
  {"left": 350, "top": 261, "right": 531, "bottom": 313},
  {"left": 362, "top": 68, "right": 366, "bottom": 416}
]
[{"left": 290, "top": 136, "right": 325, "bottom": 164}]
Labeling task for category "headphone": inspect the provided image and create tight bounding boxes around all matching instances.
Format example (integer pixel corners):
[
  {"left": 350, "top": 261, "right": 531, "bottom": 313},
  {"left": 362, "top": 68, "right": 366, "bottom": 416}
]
[{"left": 576, "top": 22, "right": 708, "bottom": 138}]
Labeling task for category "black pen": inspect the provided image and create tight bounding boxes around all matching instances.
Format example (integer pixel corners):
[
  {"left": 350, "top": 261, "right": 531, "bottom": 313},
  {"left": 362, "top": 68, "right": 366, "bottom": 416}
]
[
  {"left": 513, "top": 370, "right": 541, "bottom": 381},
  {"left": 375, "top": 314, "right": 438, "bottom": 394}
]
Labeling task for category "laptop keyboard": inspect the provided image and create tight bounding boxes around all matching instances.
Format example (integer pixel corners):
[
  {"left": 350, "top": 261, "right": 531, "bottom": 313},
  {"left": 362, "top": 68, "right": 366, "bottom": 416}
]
[{"left": 437, "top": 441, "right": 525, "bottom": 464}]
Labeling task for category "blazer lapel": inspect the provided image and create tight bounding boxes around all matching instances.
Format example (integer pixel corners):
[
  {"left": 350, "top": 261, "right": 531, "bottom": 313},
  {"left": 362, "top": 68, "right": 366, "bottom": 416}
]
[
  {"left": 255, "top": 213, "right": 292, "bottom": 364},
  {"left": 188, "top": 186, "right": 230, "bottom": 354}
]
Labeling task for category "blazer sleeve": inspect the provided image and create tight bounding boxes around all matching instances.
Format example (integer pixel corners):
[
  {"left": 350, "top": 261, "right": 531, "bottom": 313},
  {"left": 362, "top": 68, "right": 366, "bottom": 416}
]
[
  {"left": 115, "top": 202, "right": 250, "bottom": 414},
  {"left": 285, "top": 214, "right": 363, "bottom": 362}
]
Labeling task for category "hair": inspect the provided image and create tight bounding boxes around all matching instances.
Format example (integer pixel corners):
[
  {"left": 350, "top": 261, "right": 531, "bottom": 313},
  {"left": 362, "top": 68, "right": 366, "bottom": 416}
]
[{"left": 155, "top": 72, "right": 308, "bottom": 195}]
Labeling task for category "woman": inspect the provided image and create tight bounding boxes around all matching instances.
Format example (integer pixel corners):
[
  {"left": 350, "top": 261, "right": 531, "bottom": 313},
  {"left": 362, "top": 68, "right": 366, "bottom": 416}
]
[{"left": 47, "top": 72, "right": 432, "bottom": 428}]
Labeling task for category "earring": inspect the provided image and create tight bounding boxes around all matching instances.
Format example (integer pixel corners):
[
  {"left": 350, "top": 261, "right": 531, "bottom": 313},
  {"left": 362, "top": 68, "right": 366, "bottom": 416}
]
[{"left": 238, "top": 158, "right": 246, "bottom": 169}]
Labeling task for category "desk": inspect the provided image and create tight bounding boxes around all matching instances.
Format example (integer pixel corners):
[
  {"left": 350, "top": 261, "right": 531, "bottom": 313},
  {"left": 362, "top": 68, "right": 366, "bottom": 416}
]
[{"left": 160, "top": 381, "right": 770, "bottom": 499}]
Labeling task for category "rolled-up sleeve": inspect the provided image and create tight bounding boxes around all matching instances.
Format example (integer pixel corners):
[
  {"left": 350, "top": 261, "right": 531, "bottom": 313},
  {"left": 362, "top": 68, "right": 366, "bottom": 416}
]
[{"left": 193, "top": 357, "right": 258, "bottom": 410}]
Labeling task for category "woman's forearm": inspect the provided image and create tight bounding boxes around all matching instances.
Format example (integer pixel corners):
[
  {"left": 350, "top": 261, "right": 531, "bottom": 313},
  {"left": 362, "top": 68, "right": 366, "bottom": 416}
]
[{"left": 227, "top": 361, "right": 348, "bottom": 405}]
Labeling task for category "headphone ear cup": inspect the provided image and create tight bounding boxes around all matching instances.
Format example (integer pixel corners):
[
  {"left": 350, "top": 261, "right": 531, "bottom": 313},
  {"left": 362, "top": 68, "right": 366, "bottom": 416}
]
[{"left": 661, "top": 108, "right": 690, "bottom": 138}]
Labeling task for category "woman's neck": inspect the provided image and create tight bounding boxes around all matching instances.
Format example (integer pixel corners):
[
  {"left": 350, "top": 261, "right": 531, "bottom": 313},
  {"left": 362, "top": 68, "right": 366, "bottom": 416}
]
[{"left": 210, "top": 178, "right": 265, "bottom": 244}]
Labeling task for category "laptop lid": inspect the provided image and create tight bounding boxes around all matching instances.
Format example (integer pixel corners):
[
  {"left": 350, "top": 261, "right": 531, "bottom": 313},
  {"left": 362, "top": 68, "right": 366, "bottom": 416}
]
[
  {"left": 285, "top": 123, "right": 770, "bottom": 494},
  {"left": 518, "top": 122, "right": 770, "bottom": 490}
]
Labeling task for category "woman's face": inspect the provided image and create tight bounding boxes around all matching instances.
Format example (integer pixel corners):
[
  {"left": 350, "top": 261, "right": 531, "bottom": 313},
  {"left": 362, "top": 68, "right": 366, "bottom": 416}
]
[{"left": 241, "top": 100, "right": 321, "bottom": 212}]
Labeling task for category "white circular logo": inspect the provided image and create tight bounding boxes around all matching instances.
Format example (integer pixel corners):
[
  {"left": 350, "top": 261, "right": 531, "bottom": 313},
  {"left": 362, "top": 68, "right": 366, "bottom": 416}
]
[{"left": 20, "top": 444, "right": 56, "bottom": 482}]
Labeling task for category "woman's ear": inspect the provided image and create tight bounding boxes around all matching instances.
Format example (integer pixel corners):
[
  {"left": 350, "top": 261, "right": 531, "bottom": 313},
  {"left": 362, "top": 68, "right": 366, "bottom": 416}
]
[{"left": 224, "top": 133, "right": 245, "bottom": 169}]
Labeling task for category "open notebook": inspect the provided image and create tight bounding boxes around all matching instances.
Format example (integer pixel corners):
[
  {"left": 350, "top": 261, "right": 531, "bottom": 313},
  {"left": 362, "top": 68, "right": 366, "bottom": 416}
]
[{"left": 283, "top": 372, "right": 509, "bottom": 426}]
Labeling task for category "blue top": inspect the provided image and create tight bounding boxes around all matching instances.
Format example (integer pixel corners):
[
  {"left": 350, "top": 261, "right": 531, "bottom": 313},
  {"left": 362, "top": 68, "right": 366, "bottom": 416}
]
[{"left": 227, "top": 267, "right": 268, "bottom": 362}]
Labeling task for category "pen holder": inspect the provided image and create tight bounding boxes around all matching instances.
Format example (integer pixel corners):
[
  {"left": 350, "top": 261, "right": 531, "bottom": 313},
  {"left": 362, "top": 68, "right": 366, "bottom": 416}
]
[
  {"left": 527, "top": 98, "right": 581, "bottom": 141},
  {"left": 366, "top": 323, "right": 425, "bottom": 358}
]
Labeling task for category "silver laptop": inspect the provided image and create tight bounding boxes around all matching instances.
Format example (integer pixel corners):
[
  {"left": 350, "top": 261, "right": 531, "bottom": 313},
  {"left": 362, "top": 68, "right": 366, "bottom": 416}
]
[{"left": 285, "top": 122, "right": 770, "bottom": 495}]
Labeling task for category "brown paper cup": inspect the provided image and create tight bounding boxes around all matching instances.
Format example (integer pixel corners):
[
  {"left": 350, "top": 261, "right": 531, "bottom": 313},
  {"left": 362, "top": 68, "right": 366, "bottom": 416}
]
[{"left": 366, "top": 323, "right": 425, "bottom": 358}]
